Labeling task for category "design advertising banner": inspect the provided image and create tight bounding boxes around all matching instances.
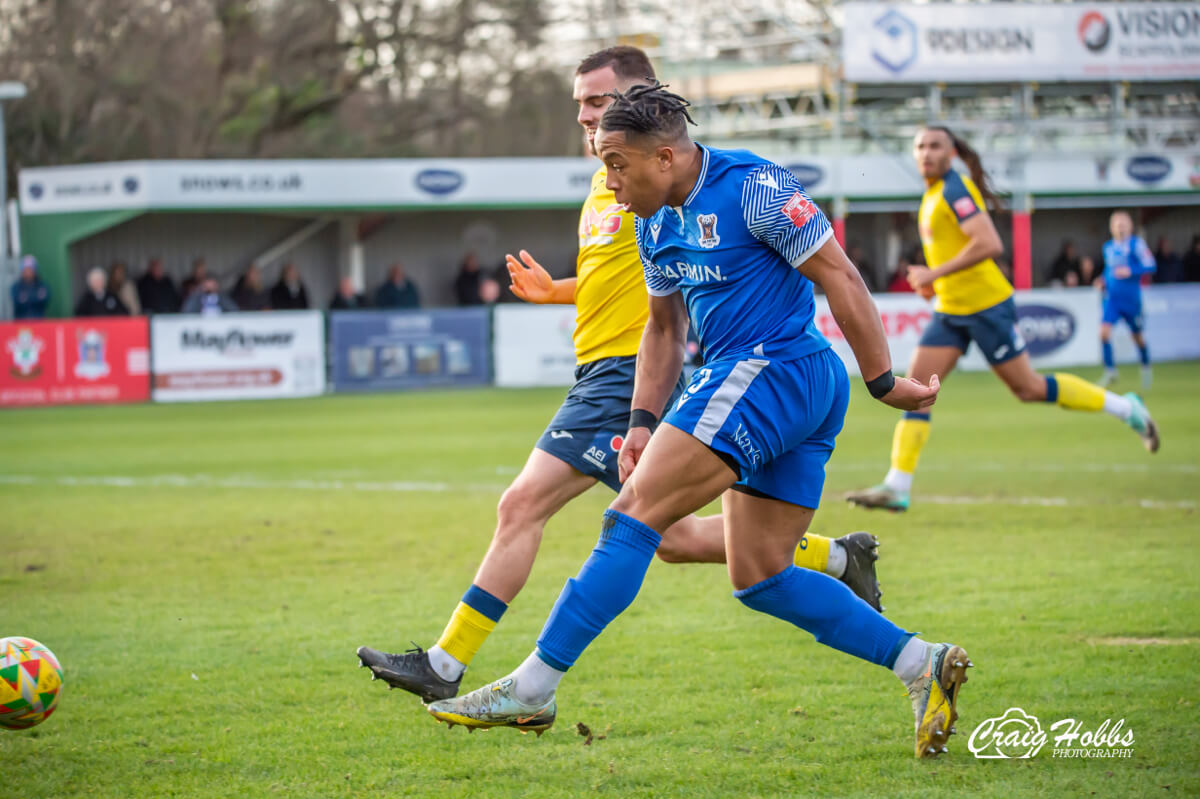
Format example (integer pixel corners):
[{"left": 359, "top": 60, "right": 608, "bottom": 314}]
[
  {"left": 816, "top": 288, "right": 1102, "bottom": 376},
  {"left": 493, "top": 305, "right": 578, "bottom": 387},
  {"left": 151, "top": 311, "right": 326, "bottom": 402},
  {"left": 0, "top": 317, "right": 151, "bottom": 407},
  {"left": 330, "top": 308, "right": 491, "bottom": 392},
  {"left": 843, "top": 2, "right": 1200, "bottom": 83}
]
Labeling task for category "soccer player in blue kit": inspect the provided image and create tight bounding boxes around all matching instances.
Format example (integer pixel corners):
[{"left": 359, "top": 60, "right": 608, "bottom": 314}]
[
  {"left": 428, "top": 84, "right": 971, "bottom": 759},
  {"left": 1100, "top": 210, "right": 1156, "bottom": 389}
]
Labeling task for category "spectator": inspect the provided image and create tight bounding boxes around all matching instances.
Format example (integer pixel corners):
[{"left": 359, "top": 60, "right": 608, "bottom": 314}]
[
  {"left": 1153, "top": 237, "right": 1184, "bottom": 284},
  {"left": 1048, "top": 240, "right": 1082, "bottom": 286},
  {"left": 75, "top": 267, "right": 129, "bottom": 316},
  {"left": 1079, "top": 255, "right": 1101, "bottom": 287},
  {"left": 479, "top": 276, "right": 502, "bottom": 304},
  {"left": 11, "top": 255, "right": 50, "bottom": 319},
  {"left": 374, "top": 263, "right": 421, "bottom": 309},
  {"left": 232, "top": 264, "right": 270, "bottom": 311},
  {"left": 181, "top": 258, "right": 208, "bottom": 299},
  {"left": 137, "top": 257, "right": 181, "bottom": 313},
  {"left": 455, "top": 252, "right": 483, "bottom": 305},
  {"left": 182, "top": 278, "right": 239, "bottom": 315},
  {"left": 108, "top": 261, "right": 141, "bottom": 315},
  {"left": 886, "top": 254, "right": 916, "bottom": 293},
  {"left": 270, "top": 263, "right": 310, "bottom": 310},
  {"left": 330, "top": 276, "right": 370, "bottom": 310},
  {"left": 1183, "top": 235, "right": 1200, "bottom": 283}
]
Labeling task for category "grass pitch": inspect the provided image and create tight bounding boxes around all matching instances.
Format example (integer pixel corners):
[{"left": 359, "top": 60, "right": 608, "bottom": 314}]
[{"left": 2, "top": 361, "right": 1198, "bottom": 797}]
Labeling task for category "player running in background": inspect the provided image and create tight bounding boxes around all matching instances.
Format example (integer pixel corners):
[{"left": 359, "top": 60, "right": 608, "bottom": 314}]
[
  {"left": 356, "top": 49, "right": 882, "bottom": 705},
  {"left": 1099, "top": 210, "right": 1156, "bottom": 389},
  {"left": 846, "top": 127, "right": 1160, "bottom": 513},
  {"left": 427, "top": 84, "right": 970, "bottom": 760}
]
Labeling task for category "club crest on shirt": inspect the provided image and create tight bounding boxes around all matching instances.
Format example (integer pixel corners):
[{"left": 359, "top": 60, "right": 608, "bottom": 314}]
[{"left": 696, "top": 213, "right": 720, "bottom": 248}]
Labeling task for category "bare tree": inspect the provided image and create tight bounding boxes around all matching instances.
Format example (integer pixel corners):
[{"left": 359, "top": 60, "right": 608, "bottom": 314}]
[{"left": 0, "top": 0, "right": 576, "bottom": 190}]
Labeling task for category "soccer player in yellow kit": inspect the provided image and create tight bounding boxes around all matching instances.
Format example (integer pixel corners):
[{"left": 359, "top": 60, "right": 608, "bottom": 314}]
[
  {"left": 847, "top": 126, "right": 1160, "bottom": 512},
  {"left": 356, "top": 47, "right": 883, "bottom": 702}
]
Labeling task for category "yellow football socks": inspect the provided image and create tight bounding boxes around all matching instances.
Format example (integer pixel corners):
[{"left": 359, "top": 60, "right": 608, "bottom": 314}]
[
  {"left": 890, "top": 413, "right": 932, "bottom": 474},
  {"left": 793, "top": 533, "right": 832, "bottom": 573},
  {"left": 1051, "top": 372, "right": 1106, "bottom": 412},
  {"left": 434, "top": 585, "right": 507, "bottom": 667}
]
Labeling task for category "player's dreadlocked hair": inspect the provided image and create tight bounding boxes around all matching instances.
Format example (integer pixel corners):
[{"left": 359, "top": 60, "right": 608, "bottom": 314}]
[
  {"left": 599, "top": 81, "right": 696, "bottom": 143},
  {"left": 924, "top": 125, "right": 1003, "bottom": 211}
]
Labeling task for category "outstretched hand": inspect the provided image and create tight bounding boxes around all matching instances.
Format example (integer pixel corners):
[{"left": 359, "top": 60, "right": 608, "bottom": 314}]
[
  {"left": 505, "top": 250, "right": 555, "bottom": 303},
  {"left": 880, "top": 374, "right": 940, "bottom": 411}
]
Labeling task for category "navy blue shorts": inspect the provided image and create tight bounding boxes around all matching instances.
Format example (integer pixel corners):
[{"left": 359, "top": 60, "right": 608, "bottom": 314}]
[
  {"left": 536, "top": 356, "right": 684, "bottom": 492},
  {"left": 664, "top": 347, "right": 849, "bottom": 509},
  {"left": 919, "top": 297, "right": 1026, "bottom": 365},
  {"left": 1102, "top": 298, "right": 1144, "bottom": 334}
]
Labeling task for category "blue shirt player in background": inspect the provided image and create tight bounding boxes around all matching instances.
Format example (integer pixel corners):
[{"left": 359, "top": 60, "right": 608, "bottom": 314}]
[
  {"left": 428, "top": 83, "right": 974, "bottom": 760},
  {"left": 1100, "top": 210, "right": 1156, "bottom": 389}
]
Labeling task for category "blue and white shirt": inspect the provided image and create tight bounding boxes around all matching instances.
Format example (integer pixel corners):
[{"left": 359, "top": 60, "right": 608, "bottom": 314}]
[
  {"left": 635, "top": 145, "right": 833, "bottom": 364},
  {"left": 1102, "top": 235, "right": 1156, "bottom": 308}
]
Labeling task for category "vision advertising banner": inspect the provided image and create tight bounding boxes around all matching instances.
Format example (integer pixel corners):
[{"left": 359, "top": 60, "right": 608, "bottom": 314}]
[
  {"left": 151, "top": 311, "right": 325, "bottom": 402},
  {"left": 843, "top": 2, "right": 1200, "bottom": 83},
  {"left": 0, "top": 317, "right": 150, "bottom": 407},
  {"left": 330, "top": 308, "right": 490, "bottom": 391}
]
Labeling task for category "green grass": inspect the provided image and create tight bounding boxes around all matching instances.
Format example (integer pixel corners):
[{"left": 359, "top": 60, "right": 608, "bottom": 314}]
[{"left": 1, "top": 361, "right": 1198, "bottom": 797}]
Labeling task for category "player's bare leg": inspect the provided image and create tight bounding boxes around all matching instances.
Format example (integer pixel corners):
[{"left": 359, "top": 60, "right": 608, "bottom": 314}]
[
  {"left": 992, "top": 352, "right": 1159, "bottom": 453},
  {"left": 847, "top": 345, "right": 960, "bottom": 511},
  {"left": 357, "top": 449, "right": 596, "bottom": 700},
  {"left": 427, "top": 424, "right": 737, "bottom": 733},
  {"left": 474, "top": 449, "right": 598, "bottom": 602}
]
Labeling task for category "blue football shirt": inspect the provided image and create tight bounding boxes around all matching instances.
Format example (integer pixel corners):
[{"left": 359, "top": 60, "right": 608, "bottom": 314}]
[
  {"left": 635, "top": 144, "right": 833, "bottom": 364},
  {"left": 1102, "top": 235, "right": 1156, "bottom": 308}
]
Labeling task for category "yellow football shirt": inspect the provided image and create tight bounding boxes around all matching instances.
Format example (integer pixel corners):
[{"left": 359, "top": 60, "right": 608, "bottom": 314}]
[
  {"left": 919, "top": 169, "right": 1012, "bottom": 315},
  {"left": 572, "top": 167, "right": 648, "bottom": 364}
]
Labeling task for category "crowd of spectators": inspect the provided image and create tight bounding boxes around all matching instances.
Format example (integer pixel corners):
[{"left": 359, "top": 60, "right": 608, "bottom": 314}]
[
  {"left": 9, "top": 257, "right": 438, "bottom": 319},
  {"left": 1046, "top": 235, "right": 1200, "bottom": 288},
  {"left": 11, "top": 231, "right": 1200, "bottom": 321}
]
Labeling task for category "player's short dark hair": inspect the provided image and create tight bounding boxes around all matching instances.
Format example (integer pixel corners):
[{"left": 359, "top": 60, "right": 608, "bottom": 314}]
[
  {"left": 598, "top": 82, "right": 695, "bottom": 145},
  {"left": 576, "top": 46, "right": 656, "bottom": 82}
]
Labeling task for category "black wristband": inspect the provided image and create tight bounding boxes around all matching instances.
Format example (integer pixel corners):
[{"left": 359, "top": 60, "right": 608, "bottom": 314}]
[
  {"left": 865, "top": 369, "right": 895, "bottom": 399},
  {"left": 629, "top": 408, "right": 659, "bottom": 431}
]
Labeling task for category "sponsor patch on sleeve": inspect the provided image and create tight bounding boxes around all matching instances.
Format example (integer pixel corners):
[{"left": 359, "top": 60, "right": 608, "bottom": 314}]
[
  {"left": 953, "top": 195, "right": 978, "bottom": 219},
  {"left": 782, "top": 192, "right": 817, "bottom": 228}
]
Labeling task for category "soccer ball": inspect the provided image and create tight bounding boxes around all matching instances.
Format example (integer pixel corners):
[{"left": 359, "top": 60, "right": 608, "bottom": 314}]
[{"left": 0, "top": 637, "right": 64, "bottom": 730}]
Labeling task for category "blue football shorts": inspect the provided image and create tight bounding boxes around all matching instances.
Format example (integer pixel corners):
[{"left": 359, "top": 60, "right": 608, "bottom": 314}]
[
  {"left": 1102, "top": 297, "right": 1144, "bottom": 334},
  {"left": 663, "top": 346, "right": 850, "bottom": 509},
  {"left": 536, "top": 355, "right": 684, "bottom": 492},
  {"left": 919, "top": 296, "right": 1026, "bottom": 365}
]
